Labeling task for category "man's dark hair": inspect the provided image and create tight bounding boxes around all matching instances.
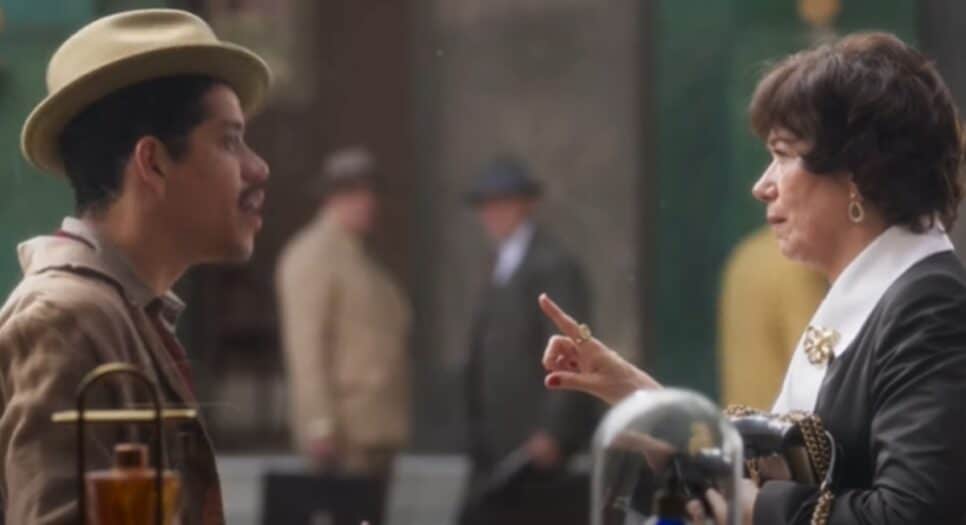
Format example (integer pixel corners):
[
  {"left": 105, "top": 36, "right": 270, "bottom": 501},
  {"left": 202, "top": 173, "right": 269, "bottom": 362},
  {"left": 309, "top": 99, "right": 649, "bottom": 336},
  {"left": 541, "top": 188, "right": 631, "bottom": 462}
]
[
  {"left": 749, "top": 32, "right": 964, "bottom": 231},
  {"left": 59, "top": 74, "right": 224, "bottom": 215}
]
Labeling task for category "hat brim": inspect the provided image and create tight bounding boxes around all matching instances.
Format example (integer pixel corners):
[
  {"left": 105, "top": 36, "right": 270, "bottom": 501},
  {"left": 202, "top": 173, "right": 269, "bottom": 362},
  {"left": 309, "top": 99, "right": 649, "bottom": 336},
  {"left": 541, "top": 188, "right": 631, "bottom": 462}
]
[{"left": 21, "top": 42, "right": 272, "bottom": 176}]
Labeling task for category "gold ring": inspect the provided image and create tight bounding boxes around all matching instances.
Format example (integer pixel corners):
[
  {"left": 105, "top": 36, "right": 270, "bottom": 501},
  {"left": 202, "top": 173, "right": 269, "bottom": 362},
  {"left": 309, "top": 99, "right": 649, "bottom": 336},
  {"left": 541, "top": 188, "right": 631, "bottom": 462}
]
[{"left": 572, "top": 323, "right": 593, "bottom": 346}]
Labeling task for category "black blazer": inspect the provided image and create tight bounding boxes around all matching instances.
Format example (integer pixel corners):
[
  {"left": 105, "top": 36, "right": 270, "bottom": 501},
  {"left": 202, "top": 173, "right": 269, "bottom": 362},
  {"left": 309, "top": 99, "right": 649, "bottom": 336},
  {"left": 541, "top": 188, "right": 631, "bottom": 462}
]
[{"left": 755, "top": 251, "right": 966, "bottom": 524}]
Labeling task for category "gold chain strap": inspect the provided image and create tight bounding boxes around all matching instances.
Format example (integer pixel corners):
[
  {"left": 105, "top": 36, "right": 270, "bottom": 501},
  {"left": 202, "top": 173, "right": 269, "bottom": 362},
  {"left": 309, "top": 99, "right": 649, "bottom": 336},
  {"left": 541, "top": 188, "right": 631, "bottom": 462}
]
[{"left": 725, "top": 405, "right": 834, "bottom": 525}]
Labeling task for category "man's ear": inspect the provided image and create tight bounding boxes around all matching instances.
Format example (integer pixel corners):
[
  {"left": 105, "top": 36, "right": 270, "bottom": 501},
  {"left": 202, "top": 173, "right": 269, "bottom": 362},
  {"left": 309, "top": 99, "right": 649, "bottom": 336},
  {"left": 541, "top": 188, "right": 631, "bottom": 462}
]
[{"left": 131, "top": 136, "right": 173, "bottom": 197}]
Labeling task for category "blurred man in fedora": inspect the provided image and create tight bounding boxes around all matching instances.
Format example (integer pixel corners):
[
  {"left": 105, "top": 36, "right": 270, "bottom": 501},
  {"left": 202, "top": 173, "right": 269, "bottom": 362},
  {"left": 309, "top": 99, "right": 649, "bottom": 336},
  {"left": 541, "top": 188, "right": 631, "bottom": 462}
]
[
  {"left": 0, "top": 9, "right": 270, "bottom": 524},
  {"left": 275, "top": 147, "right": 411, "bottom": 522},
  {"left": 460, "top": 156, "right": 598, "bottom": 525}
]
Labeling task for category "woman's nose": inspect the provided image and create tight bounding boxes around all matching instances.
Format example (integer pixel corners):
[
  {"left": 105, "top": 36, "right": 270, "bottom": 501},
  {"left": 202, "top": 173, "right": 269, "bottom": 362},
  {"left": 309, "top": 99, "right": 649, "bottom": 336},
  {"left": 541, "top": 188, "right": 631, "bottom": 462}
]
[{"left": 752, "top": 164, "right": 777, "bottom": 203}]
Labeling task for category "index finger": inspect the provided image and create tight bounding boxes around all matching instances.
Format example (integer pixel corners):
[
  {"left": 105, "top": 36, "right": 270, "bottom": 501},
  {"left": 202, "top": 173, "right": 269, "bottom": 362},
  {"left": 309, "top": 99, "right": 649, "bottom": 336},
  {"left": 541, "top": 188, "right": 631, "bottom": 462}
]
[
  {"left": 539, "top": 293, "right": 581, "bottom": 339},
  {"left": 705, "top": 488, "right": 728, "bottom": 525}
]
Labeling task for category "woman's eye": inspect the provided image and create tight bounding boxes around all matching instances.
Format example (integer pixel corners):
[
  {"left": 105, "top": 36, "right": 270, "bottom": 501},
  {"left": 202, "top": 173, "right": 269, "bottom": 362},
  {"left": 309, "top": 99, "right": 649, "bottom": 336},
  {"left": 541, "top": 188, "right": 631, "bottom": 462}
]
[
  {"left": 772, "top": 149, "right": 792, "bottom": 159},
  {"left": 225, "top": 136, "right": 243, "bottom": 150}
]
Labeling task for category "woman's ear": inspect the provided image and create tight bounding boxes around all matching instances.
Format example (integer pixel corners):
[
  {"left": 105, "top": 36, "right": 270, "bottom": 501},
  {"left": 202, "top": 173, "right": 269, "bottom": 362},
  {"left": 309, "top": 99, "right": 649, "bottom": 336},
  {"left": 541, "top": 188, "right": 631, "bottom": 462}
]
[{"left": 846, "top": 175, "right": 863, "bottom": 201}]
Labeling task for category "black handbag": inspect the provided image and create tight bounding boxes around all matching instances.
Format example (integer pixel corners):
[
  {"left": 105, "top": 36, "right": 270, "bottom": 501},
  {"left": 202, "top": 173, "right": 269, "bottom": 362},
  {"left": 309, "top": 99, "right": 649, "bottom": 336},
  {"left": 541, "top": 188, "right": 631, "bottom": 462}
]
[
  {"left": 260, "top": 471, "right": 387, "bottom": 525},
  {"left": 726, "top": 406, "right": 837, "bottom": 525}
]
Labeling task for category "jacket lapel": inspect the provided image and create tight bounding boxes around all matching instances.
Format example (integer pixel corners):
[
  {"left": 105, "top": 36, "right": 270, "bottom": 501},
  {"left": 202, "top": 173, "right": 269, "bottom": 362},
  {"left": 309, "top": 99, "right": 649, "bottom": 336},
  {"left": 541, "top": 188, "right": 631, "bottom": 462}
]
[{"left": 128, "top": 304, "right": 197, "bottom": 407}]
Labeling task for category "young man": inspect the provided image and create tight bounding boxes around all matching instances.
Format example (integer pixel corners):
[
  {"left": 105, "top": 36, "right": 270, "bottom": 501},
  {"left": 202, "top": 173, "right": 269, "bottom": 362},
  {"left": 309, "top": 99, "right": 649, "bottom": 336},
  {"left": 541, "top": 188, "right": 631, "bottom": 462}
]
[{"left": 0, "top": 9, "right": 270, "bottom": 524}]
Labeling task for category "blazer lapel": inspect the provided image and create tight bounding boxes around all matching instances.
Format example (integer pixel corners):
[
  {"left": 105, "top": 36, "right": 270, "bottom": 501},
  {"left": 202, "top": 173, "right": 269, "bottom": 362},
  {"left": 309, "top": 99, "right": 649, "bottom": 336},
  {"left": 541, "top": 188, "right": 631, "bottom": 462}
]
[
  {"left": 503, "top": 228, "right": 541, "bottom": 288},
  {"left": 128, "top": 303, "right": 222, "bottom": 467}
]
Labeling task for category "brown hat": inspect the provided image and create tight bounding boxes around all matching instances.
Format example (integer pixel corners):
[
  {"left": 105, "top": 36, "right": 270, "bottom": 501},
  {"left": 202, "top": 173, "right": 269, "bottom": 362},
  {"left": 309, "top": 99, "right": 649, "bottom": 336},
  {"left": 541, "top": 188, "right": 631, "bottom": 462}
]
[{"left": 21, "top": 9, "right": 272, "bottom": 176}]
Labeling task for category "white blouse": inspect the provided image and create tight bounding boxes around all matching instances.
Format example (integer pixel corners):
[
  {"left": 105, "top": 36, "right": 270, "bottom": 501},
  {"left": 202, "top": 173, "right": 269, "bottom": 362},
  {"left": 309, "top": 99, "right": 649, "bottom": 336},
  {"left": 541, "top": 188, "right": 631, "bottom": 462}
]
[{"left": 771, "top": 224, "right": 954, "bottom": 413}]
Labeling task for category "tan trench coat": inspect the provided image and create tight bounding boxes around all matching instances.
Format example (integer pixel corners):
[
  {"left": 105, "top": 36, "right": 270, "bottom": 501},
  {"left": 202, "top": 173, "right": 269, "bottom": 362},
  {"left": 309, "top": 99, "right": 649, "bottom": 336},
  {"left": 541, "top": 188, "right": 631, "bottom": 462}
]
[
  {"left": 0, "top": 218, "right": 223, "bottom": 524},
  {"left": 276, "top": 213, "right": 411, "bottom": 473}
]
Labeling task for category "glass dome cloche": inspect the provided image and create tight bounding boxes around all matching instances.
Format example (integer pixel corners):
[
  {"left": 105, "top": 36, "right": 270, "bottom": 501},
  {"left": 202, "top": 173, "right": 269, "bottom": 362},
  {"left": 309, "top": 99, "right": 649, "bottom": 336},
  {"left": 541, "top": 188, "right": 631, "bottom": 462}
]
[{"left": 591, "top": 388, "right": 744, "bottom": 525}]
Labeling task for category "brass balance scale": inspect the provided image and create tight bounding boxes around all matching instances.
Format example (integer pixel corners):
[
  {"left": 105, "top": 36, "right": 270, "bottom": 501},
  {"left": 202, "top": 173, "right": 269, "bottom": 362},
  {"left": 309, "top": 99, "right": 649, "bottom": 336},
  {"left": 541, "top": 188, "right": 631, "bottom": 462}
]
[{"left": 51, "top": 363, "right": 198, "bottom": 525}]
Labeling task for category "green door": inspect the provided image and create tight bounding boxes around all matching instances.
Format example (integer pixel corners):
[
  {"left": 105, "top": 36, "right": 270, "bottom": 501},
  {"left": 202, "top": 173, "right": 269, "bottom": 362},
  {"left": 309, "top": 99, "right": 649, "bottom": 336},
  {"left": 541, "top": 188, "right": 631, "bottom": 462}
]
[{"left": 0, "top": 0, "right": 167, "bottom": 295}]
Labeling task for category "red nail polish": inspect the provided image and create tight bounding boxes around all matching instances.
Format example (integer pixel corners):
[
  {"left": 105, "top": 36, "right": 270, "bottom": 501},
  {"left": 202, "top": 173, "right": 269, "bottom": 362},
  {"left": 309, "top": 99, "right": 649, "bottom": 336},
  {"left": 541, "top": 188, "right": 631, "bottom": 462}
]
[{"left": 548, "top": 376, "right": 561, "bottom": 387}]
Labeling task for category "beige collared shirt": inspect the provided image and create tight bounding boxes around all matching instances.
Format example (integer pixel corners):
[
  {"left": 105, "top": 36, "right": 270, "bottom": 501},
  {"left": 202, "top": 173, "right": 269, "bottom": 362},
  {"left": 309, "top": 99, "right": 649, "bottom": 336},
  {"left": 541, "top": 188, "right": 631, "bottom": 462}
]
[{"left": 54, "top": 217, "right": 185, "bottom": 324}]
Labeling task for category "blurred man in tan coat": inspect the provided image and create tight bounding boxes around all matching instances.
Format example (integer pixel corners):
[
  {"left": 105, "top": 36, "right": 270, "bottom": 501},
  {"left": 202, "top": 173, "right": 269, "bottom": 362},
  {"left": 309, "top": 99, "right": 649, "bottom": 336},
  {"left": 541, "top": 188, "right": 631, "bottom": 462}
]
[{"left": 276, "top": 147, "right": 411, "bottom": 484}]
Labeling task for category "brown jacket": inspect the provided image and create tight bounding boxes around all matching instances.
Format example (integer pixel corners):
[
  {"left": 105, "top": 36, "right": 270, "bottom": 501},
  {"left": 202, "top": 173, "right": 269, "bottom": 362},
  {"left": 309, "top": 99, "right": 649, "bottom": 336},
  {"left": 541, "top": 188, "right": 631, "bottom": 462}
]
[
  {"left": 0, "top": 218, "right": 223, "bottom": 524},
  {"left": 276, "top": 213, "right": 411, "bottom": 471}
]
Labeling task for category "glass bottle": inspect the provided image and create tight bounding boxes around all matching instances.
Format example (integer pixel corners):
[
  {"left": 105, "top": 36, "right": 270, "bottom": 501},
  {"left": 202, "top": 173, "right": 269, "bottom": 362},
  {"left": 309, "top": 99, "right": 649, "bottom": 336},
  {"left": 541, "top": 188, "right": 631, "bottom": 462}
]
[{"left": 85, "top": 443, "right": 182, "bottom": 525}]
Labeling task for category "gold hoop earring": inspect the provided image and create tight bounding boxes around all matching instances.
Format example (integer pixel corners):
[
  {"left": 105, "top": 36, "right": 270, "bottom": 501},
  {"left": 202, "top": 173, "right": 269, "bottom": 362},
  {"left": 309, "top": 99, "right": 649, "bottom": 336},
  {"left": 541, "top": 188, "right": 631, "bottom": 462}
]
[{"left": 848, "top": 199, "right": 865, "bottom": 223}]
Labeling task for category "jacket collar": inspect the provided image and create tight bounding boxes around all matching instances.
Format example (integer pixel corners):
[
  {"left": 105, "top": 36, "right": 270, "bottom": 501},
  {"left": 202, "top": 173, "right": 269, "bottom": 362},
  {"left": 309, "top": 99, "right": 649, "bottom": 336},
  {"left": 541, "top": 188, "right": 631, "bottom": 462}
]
[
  {"left": 773, "top": 223, "right": 954, "bottom": 413},
  {"left": 17, "top": 217, "right": 185, "bottom": 321},
  {"left": 808, "top": 223, "right": 953, "bottom": 360},
  {"left": 316, "top": 210, "right": 365, "bottom": 253}
]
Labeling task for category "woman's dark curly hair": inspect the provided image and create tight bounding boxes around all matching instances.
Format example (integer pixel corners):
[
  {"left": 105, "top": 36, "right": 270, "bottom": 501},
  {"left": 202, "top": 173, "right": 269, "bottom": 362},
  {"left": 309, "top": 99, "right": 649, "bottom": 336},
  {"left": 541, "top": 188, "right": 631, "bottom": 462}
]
[{"left": 749, "top": 32, "right": 964, "bottom": 232}]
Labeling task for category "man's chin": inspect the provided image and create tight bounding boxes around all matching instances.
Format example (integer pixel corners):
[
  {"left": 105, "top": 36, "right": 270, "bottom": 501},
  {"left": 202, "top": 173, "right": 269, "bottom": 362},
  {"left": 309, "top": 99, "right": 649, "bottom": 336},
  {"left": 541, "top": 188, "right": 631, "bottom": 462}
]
[
  {"left": 207, "top": 238, "right": 256, "bottom": 264},
  {"left": 230, "top": 241, "right": 256, "bottom": 262}
]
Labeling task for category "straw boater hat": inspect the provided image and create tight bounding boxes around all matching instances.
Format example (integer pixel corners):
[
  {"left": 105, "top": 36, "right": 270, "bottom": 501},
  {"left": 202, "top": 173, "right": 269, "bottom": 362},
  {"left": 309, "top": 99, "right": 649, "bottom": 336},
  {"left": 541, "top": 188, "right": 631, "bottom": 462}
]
[{"left": 21, "top": 9, "right": 272, "bottom": 176}]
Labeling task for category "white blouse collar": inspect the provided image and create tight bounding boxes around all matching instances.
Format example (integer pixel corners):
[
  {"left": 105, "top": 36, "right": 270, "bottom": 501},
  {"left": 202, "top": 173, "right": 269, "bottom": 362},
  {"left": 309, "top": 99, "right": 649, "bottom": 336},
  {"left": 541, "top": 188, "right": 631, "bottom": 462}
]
[{"left": 772, "top": 223, "right": 954, "bottom": 413}]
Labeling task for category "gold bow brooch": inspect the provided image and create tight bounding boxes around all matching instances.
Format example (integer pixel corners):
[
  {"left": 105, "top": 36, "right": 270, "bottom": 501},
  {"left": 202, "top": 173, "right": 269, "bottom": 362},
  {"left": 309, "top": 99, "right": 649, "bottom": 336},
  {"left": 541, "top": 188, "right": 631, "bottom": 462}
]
[{"left": 803, "top": 325, "right": 840, "bottom": 365}]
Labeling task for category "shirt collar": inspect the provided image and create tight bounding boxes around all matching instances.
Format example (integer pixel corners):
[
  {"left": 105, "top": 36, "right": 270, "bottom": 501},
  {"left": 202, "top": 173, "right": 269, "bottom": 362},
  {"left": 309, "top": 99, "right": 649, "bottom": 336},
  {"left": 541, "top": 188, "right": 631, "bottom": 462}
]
[
  {"left": 499, "top": 221, "right": 536, "bottom": 255},
  {"left": 318, "top": 210, "right": 365, "bottom": 251},
  {"left": 808, "top": 223, "right": 953, "bottom": 359},
  {"left": 772, "top": 223, "right": 954, "bottom": 413},
  {"left": 19, "top": 217, "right": 185, "bottom": 319},
  {"left": 492, "top": 221, "right": 536, "bottom": 285}
]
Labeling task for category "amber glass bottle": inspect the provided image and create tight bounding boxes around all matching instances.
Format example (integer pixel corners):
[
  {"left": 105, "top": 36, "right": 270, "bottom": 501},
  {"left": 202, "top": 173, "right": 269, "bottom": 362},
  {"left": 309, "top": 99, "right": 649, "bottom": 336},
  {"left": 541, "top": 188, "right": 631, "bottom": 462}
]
[{"left": 85, "top": 443, "right": 182, "bottom": 525}]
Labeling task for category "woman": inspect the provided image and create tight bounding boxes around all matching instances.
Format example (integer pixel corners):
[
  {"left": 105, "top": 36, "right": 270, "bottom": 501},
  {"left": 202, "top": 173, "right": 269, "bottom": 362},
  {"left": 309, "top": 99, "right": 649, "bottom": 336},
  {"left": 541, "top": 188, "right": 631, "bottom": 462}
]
[{"left": 540, "top": 32, "right": 966, "bottom": 524}]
